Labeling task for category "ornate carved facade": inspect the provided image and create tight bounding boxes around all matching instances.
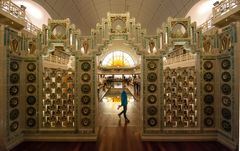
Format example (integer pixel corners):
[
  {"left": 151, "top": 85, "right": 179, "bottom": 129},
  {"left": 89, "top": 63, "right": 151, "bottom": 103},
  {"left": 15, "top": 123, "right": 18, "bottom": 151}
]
[{"left": 0, "top": 0, "right": 239, "bottom": 150}]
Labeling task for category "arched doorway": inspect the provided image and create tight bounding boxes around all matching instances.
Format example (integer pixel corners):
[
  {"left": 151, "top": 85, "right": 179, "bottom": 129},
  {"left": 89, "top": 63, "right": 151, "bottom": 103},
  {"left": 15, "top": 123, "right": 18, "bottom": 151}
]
[{"left": 96, "top": 41, "right": 142, "bottom": 128}]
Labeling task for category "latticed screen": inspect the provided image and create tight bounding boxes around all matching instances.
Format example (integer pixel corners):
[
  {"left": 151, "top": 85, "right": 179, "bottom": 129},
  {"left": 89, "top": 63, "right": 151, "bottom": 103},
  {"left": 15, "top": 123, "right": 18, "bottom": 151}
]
[
  {"left": 163, "top": 67, "right": 198, "bottom": 128},
  {"left": 42, "top": 68, "right": 75, "bottom": 128}
]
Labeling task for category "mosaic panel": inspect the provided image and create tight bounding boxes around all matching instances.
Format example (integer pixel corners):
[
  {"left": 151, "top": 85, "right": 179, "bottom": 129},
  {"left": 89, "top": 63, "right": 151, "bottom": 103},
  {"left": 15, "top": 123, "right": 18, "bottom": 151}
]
[
  {"left": 163, "top": 67, "right": 197, "bottom": 128},
  {"left": 42, "top": 68, "right": 75, "bottom": 128}
]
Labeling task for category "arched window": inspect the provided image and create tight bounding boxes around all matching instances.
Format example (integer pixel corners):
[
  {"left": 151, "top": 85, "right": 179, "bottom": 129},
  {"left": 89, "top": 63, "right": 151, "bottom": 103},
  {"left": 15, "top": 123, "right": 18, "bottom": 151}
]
[{"left": 102, "top": 51, "right": 135, "bottom": 67}]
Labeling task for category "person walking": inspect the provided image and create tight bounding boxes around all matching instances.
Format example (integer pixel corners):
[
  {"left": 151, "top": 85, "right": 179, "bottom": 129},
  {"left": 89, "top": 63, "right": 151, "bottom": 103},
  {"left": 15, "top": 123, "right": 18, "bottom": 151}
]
[{"left": 118, "top": 86, "right": 130, "bottom": 123}]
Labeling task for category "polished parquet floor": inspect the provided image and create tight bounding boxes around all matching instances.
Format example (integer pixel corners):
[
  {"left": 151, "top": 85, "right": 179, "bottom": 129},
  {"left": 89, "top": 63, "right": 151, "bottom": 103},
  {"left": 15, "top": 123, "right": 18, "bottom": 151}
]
[
  {"left": 11, "top": 126, "right": 232, "bottom": 151},
  {"left": 11, "top": 90, "right": 231, "bottom": 151}
]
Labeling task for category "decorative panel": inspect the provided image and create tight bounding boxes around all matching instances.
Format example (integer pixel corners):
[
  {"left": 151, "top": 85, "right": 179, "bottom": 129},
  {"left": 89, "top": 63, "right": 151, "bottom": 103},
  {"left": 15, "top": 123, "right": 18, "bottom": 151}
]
[
  {"left": 202, "top": 59, "right": 215, "bottom": 128},
  {"left": 8, "top": 59, "right": 21, "bottom": 134},
  {"left": 25, "top": 61, "right": 38, "bottom": 129},
  {"left": 41, "top": 68, "right": 75, "bottom": 129},
  {"left": 143, "top": 57, "right": 161, "bottom": 132},
  {"left": 77, "top": 58, "right": 95, "bottom": 134},
  {"left": 163, "top": 67, "right": 198, "bottom": 128},
  {"left": 219, "top": 57, "right": 233, "bottom": 135}
]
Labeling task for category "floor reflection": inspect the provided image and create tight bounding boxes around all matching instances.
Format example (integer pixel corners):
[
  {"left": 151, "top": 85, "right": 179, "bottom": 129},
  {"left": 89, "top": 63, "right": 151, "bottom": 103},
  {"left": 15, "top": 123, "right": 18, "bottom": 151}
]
[{"left": 98, "top": 88, "right": 139, "bottom": 127}]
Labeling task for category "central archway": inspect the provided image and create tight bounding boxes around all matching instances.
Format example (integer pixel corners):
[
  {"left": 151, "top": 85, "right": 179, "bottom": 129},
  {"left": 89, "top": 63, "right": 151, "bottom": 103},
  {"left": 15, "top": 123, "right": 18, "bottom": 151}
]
[{"left": 96, "top": 42, "right": 142, "bottom": 128}]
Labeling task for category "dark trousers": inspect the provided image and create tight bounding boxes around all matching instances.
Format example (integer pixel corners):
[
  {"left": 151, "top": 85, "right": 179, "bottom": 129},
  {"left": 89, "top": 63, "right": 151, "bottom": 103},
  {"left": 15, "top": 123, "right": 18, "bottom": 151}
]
[{"left": 119, "top": 106, "right": 128, "bottom": 119}]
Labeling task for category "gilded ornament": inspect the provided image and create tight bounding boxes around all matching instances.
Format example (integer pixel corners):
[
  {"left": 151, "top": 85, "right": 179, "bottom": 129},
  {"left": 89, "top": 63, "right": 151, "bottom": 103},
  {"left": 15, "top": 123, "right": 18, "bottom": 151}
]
[
  {"left": 221, "top": 108, "right": 231, "bottom": 120},
  {"left": 221, "top": 59, "right": 231, "bottom": 70},
  {"left": 10, "top": 61, "right": 19, "bottom": 71},
  {"left": 27, "top": 63, "right": 36, "bottom": 71},
  {"left": 10, "top": 121, "right": 19, "bottom": 132},
  {"left": 222, "top": 96, "right": 231, "bottom": 107},
  {"left": 10, "top": 97, "right": 19, "bottom": 107},
  {"left": 222, "top": 120, "right": 231, "bottom": 132},
  {"left": 148, "top": 117, "right": 157, "bottom": 127}
]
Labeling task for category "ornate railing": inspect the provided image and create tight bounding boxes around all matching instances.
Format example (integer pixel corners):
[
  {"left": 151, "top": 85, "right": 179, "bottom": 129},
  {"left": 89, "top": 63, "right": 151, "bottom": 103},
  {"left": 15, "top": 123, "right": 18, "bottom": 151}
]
[
  {"left": 199, "top": 0, "right": 240, "bottom": 32},
  {"left": 45, "top": 54, "right": 69, "bottom": 65},
  {"left": 164, "top": 53, "right": 195, "bottom": 65},
  {"left": 0, "top": 0, "right": 25, "bottom": 20},
  {"left": 199, "top": 17, "right": 214, "bottom": 33},
  {"left": 213, "top": 0, "right": 240, "bottom": 18},
  {"left": 24, "top": 20, "right": 41, "bottom": 35}
]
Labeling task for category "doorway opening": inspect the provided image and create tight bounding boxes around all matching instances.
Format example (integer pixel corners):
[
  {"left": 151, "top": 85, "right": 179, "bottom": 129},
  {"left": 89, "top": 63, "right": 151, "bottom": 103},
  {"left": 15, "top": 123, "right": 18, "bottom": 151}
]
[{"left": 97, "top": 50, "right": 141, "bottom": 127}]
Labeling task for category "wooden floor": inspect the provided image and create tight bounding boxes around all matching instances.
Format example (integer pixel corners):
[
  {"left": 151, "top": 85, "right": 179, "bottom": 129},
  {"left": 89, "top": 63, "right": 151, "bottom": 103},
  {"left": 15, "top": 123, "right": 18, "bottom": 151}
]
[
  {"left": 11, "top": 126, "right": 231, "bottom": 151},
  {"left": 11, "top": 92, "right": 232, "bottom": 151}
]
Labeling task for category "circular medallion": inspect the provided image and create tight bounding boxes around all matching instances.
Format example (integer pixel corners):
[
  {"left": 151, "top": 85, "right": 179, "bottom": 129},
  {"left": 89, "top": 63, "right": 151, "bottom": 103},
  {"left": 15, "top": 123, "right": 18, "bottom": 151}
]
[
  {"left": 147, "top": 61, "right": 157, "bottom": 70},
  {"left": 204, "top": 106, "right": 214, "bottom": 115},
  {"left": 204, "top": 117, "right": 214, "bottom": 127},
  {"left": 204, "top": 84, "right": 213, "bottom": 93},
  {"left": 203, "top": 61, "right": 213, "bottom": 70},
  {"left": 147, "top": 106, "right": 158, "bottom": 116},
  {"left": 221, "top": 59, "right": 231, "bottom": 70},
  {"left": 204, "top": 95, "right": 214, "bottom": 104},
  {"left": 82, "top": 73, "right": 91, "bottom": 82},
  {"left": 81, "top": 107, "right": 91, "bottom": 116},
  {"left": 27, "top": 73, "right": 36, "bottom": 83},
  {"left": 10, "top": 109, "right": 19, "bottom": 120},
  {"left": 222, "top": 120, "right": 231, "bottom": 132},
  {"left": 222, "top": 108, "right": 231, "bottom": 120},
  {"left": 81, "top": 84, "right": 91, "bottom": 93},
  {"left": 27, "top": 96, "right": 36, "bottom": 105},
  {"left": 27, "top": 107, "right": 36, "bottom": 116},
  {"left": 10, "top": 97, "right": 19, "bottom": 108},
  {"left": 27, "top": 118, "right": 36, "bottom": 127},
  {"left": 10, "top": 121, "right": 19, "bottom": 132},
  {"left": 147, "top": 95, "right": 157, "bottom": 104},
  {"left": 27, "top": 63, "right": 36, "bottom": 71},
  {"left": 221, "top": 84, "right": 231, "bottom": 95},
  {"left": 147, "top": 117, "right": 157, "bottom": 127},
  {"left": 203, "top": 72, "right": 213, "bottom": 82},
  {"left": 147, "top": 72, "right": 157, "bottom": 82},
  {"left": 10, "top": 61, "right": 19, "bottom": 71},
  {"left": 81, "top": 118, "right": 91, "bottom": 126},
  {"left": 148, "top": 84, "right": 157, "bottom": 93},
  {"left": 222, "top": 96, "right": 231, "bottom": 107},
  {"left": 27, "top": 85, "right": 36, "bottom": 94},
  {"left": 10, "top": 86, "right": 19, "bottom": 96},
  {"left": 10, "top": 73, "right": 19, "bottom": 84},
  {"left": 221, "top": 72, "right": 231, "bottom": 82},
  {"left": 81, "top": 95, "right": 91, "bottom": 104},
  {"left": 81, "top": 62, "right": 91, "bottom": 71}
]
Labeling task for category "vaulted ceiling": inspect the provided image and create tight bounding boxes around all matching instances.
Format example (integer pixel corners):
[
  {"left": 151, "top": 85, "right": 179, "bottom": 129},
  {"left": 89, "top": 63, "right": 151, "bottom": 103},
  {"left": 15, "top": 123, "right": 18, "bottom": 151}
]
[{"left": 33, "top": 0, "right": 199, "bottom": 35}]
